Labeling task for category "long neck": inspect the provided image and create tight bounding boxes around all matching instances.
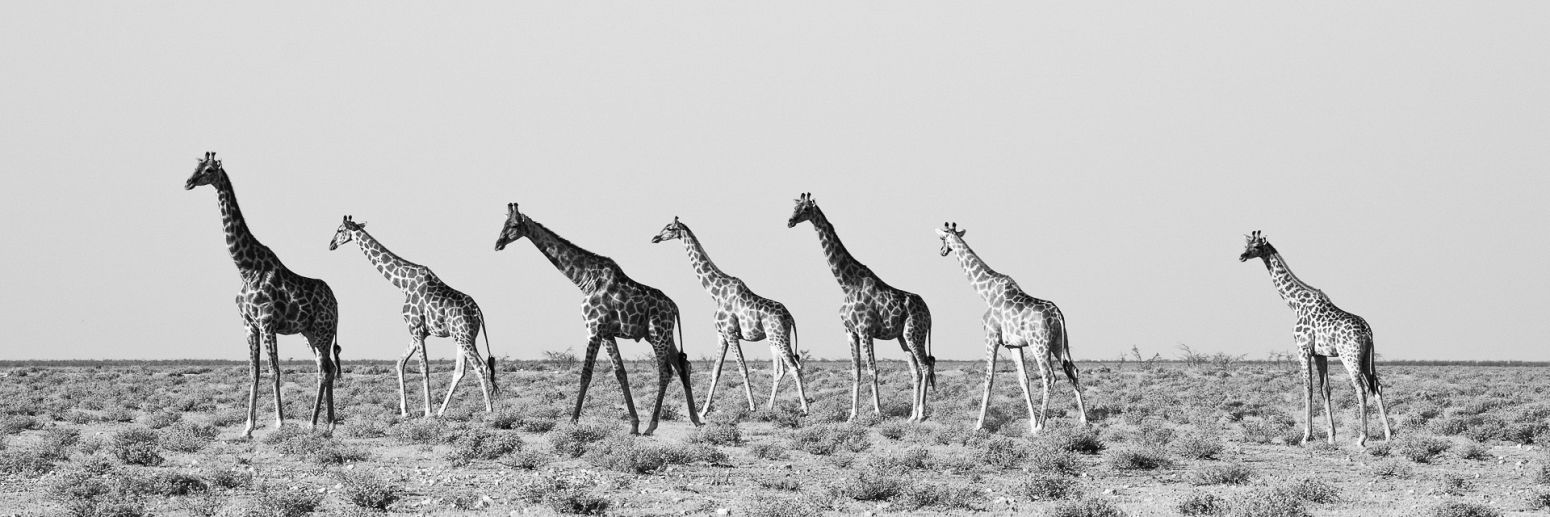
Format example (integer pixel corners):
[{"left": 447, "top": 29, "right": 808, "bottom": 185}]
[
  {"left": 948, "top": 237, "right": 1005, "bottom": 303},
  {"left": 352, "top": 229, "right": 425, "bottom": 291},
  {"left": 522, "top": 218, "right": 616, "bottom": 293},
  {"left": 677, "top": 227, "right": 732, "bottom": 294},
  {"left": 1260, "top": 250, "right": 1319, "bottom": 308},
  {"left": 211, "top": 173, "right": 282, "bottom": 275},
  {"left": 808, "top": 207, "right": 874, "bottom": 287}
]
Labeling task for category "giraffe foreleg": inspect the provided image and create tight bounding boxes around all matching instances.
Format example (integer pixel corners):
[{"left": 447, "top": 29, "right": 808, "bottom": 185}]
[
  {"left": 1009, "top": 347, "right": 1041, "bottom": 434},
  {"left": 974, "top": 334, "right": 1001, "bottom": 431},
  {"left": 395, "top": 339, "right": 421, "bottom": 417},
  {"left": 437, "top": 347, "right": 469, "bottom": 417},
  {"left": 1298, "top": 351, "right": 1314, "bottom": 444},
  {"left": 700, "top": 335, "right": 732, "bottom": 419},
  {"left": 416, "top": 337, "right": 433, "bottom": 418},
  {"left": 863, "top": 335, "right": 881, "bottom": 416},
  {"left": 602, "top": 338, "right": 641, "bottom": 435},
  {"left": 846, "top": 332, "right": 862, "bottom": 422},
  {"left": 729, "top": 336, "right": 757, "bottom": 412},
  {"left": 264, "top": 332, "right": 284, "bottom": 430},
  {"left": 571, "top": 335, "right": 603, "bottom": 425},
  {"left": 242, "top": 326, "right": 261, "bottom": 439},
  {"left": 1314, "top": 355, "right": 1335, "bottom": 444}
]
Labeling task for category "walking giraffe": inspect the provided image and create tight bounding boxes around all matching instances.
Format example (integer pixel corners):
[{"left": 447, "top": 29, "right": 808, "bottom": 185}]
[
  {"left": 651, "top": 217, "right": 810, "bottom": 417},
  {"left": 495, "top": 203, "right": 701, "bottom": 435},
  {"left": 183, "top": 152, "right": 339, "bottom": 438},
  {"left": 936, "top": 222, "right": 1087, "bottom": 434},
  {"left": 1240, "top": 230, "right": 1392, "bottom": 446},
  {"left": 787, "top": 193, "right": 935, "bottom": 422},
  {"left": 329, "top": 216, "right": 499, "bottom": 417}
]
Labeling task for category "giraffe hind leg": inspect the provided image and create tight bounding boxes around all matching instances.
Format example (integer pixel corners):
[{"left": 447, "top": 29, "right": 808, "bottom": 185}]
[
  {"left": 264, "top": 332, "right": 284, "bottom": 430},
  {"left": 602, "top": 338, "right": 641, "bottom": 435},
  {"left": 700, "top": 335, "right": 733, "bottom": 420},
  {"left": 572, "top": 336, "right": 604, "bottom": 425},
  {"left": 730, "top": 336, "right": 757, "bottom": 412},
  {"left": 242, "top": 326, "right": 261, "bottom": 439},
  {"left": 436, "top": 346, "right": 469, "bottom": 417},
  {"left": 1314, "top": 355, "right": 1336, "bottom": 444}
]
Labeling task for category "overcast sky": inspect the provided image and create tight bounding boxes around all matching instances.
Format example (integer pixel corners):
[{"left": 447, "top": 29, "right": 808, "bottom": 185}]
[{"left": 2, "top": 3, "right": 1546, "bottom": 362}]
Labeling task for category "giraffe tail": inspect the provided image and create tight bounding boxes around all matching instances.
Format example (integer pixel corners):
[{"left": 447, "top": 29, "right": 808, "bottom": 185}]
[
  {"left": 477, "top": 305, "right": 499, "bottom": 395},
  {"left": 925, "top": 324, "right": 937, "bottom": 392},
  {"left": 1058, "top": 327, "right": 1079, "bottom": 385},
  {"left": 790, "top": 316, "right": 802, "bottom": 369},
  {"left": 1359, "top": 337, "right": 1381, "bottom": 395},
  {"left": 332, "top": 335, "right": 342, "bottom": 380}
]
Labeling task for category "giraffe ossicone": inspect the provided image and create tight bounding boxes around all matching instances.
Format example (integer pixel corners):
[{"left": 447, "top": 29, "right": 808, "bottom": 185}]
[{"left": 330, "top": 216, "right": 499, "bottom": 419}]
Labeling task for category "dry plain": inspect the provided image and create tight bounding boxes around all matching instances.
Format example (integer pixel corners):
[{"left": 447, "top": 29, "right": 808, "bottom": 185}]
[{"left": 1, "top": 357, "right": 1547, "bottom": 516}]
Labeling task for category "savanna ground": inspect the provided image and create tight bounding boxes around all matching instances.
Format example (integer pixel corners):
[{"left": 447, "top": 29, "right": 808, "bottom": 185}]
[{"left": 1, "top": 354, "right": 1548, "bottom": 517}]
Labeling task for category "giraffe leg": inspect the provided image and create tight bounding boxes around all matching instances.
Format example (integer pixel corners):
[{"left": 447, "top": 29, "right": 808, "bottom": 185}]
[
  {"left": 974, "top": 337, "right": 1000, "bottom": 431},
  {"left": 264, "top": 332, "right": 284, "bottom": 430},
  {"left": 602, "top": 338, "right": 641, "bottom": 435},
  {"left": 1341, "top": 357, "right": 1369, "bottom": 447},
  {"left": 1314, "top": 356, "right": 1335, "bottom": 444},
  {"left": 904, "top": 350, "right": 921, "bottom": 421},
  {"left": 676, "top": 344, "right": 702, "bottom": 428},
  {"left": 571, "top": 335, "right": 603, "bottom": 424},
  {"left": 437, "top": 347, "right": 469, "bottom": 417},
  {"left": 700, "top": 335, "right": 732, "bottom": 420},
  {"left": 1298, "top": 352, "right": 1314, "bottom": 444},
  {"left": 789, "top": 353, "right": 810, "bottom": 415},
  {"left": 767, "top": 344, "right": 785, "bottom": 411},
  {"left": 771, "top": 329, "right": 808, "bottom": 413},
  {"left": 466, "top": 342, "right": 495, "bottom": 412},
  {"left": 847, "top": 332, "right": 863, "bottom": 422},
  {"left": 863, "top": 335, "right": 881, "bottom": 416},
  {"left": 1374, "top": 382, "right": 1393, "bottom": 442},
  {"left": 241, "top": 326, "right": 261, "bottom": 439},
  {"left": 1056, "top": 328, "right": 1088, "bottom": 426},
  {"left": 416, "top": 337, "right": 433, "bottom": 418},
  {"left": 730, "top": 336, "right": 757, "bottom": 412},
  {"left": 395, "top": 339, "right": 421, "bottom": 417},
  {"left": 308, "top": 333, "right": 336, "bottom": 433},
  {"left": 644, "top": 343, "right": 674, "bottom": 436},
  {"left": 1009, "top": 347, "right": 1042, "bottom": 434}
]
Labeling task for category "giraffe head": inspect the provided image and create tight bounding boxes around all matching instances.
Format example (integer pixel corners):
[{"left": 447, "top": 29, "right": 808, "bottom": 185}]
[
  {"left": 183, "top": 151, "right": 224, "bottom": 190},
  {"left": 650, "top": 217, "right": 687, "bottom": 244},
  {"left": 935, "top": 222, "right": 967, "bottom": 257},
  {"left": 494, "top": 203, "right": 529, "bottom": 251},
  {"left": 786, "top": 192, "right": 818, "bottom": 228},
  {"left": 1238, "top": 230, "right": 1275, "bottom": 262},
  {"left": 328, "top": 216, "right": 366, "bottom": 251}
]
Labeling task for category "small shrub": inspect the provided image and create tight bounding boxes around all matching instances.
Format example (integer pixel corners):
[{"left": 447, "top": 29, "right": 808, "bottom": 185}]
[
  {"left": 1370, "top": 459, "right": 1413, "bottom": 479},
  {"left": 38, "top": 427, "right": 82, "bottom": 460},
  {"left": 1280, "top": 478, "right": 1340, "bottom": 504},
  {"left": 834, "top": 465, "right": 904, "bottom": 501},
  {"left": 662, "top": 442, "right": 727, "bottom": 465},
  {"left": 1438, "top": 474, "right": 1471, "bottom": 496},
  {"left": 1029, "top": 448, "right": 1084, "bottom": 476},
  {"left": 307, "top": 441, "right": 370, "bottom": 465},
  {"left": 111, "top": 428, "right": 163, "bottom": 467},
  {"left": 1049, "top": 497, "right": 1128, "bottom": 517},
  {"left": 877, "top": 420, "right": 908, "bottom": 440},
  {"left": 791, "top": 423, "right": 870, "bottom": 455},
  {"left": 1526, "top": 491, "right": 1550, "bottom": 511},
  {"left": 1429, "top": 502, "right": 1501, "bottom": 517},
  {"left": 1226, "top": 488, "right": 1309, "bottom": 517},
  {"left": 0, "top": 449, "right": 57, "bottom": 477},
  {"left": 689, "top": 423, "right": 742, "bottom": 446},
  {"left": 545, "top": 491, "right": 609, "bottom": 515},
  {"left": 585, "top": 436, "right": 667, "bottom": 474},
  {"left": 742, "top": 495, "right": 821, "bottom": 517},
  {"left": 751, "top": 442, "right": 787, "bottom": 460},
  {"left": 261, "top": 426, "right": 326, "bottom": 455},
  {"left": 550, "top": 422, "right": 611, "bottom": 458},
  {"left": 1190, "top": 462, "right": 1253, "bottom": 485},
  {"left": 490, "top": 409, "right": 525, "bottom": 430},
  {"left": 1042, "top": 427, "right": 1105, "bottom": 455},
  {"left": 1453, "top": 441, "right": 1489, "bottom": 460},
  {"left": 500, "top": 450, "right": 550, "bottom": 470},
  {"left": 1173, "top": 432, "right": 1224, "bottom": 460},
  {"left": 1366, "top": 442, "right": 1393, "bottom": 457},
  {"left": 160, "top": 421, "right": 219, "bottom": 453},
  {"left": 1397, "top": 435, "right": 1451, "bottom": 463},
  {"left": 1177, "top": 490, "right": 1226, "bottom": 515},
  {"left": 1538, "top": 463, "right": 1550, "bottom": 484},
  {"left": 1106, "top": 447, "right": 1173, "bottom": 471},
  {"left": 446, "top": 428, "right": 523, "bottom": 466},
  {"left": 206, "top": 468, "right": 253, "bottom": 490},
  {"left": 898, "top": 481, "right": 979, "bottom": 511},
  {"left": 0, "top": 415, "right": 40, "bottom": 435},
  {"left": 338, "top": 471, "right": 402, "bottom": 511},
  {"left": 755, "top": 474, "right": 802, "bottom": 491},
  {"left": 135, "top": 471, "right": 209, "bottom": 497},
  {"left": 245, "top": 483, "right": 324, "bottom": 517},
  {"left": 336, "top": 418, "right": 389, "bottom": 439},
  {"left": 1023, "top": 474, "right": 1079, "bottom": 501},
  {"left": 388, "top": 419, "right": 448, "bottom": 445},
  {"left": 144, "top": 410, "right": 182, "bottom": 430},
  {"left": 978, "top": 436, "right": 1027, "bottom": 469}
]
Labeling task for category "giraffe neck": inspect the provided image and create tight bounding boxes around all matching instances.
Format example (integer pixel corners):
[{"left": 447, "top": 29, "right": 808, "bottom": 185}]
[
  {"left": 351, "top": 229, "right": 427, "bottom": 292},
  {"left": 808, "top": 207, "right": 875, "bottom": 288},
  {"left": 947, "top": 237, "right": 1006, "bottom": 303},
  {"left": 676, "top": 226, "right": 734, "bottom": 296},
  {"left": 1260, "top": 249, "right": 1320, "bottom": 309},
  {"left": 521, "top": 217, "right": 617, "bottom": 293},
  {"left": 211, "top": 172, "right": 282, "bottom": 276}
]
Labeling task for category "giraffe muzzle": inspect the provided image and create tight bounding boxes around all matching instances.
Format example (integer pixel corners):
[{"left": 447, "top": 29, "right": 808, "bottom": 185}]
[{"left": 650, "top": 236, "right": 663, "bottom": 244}]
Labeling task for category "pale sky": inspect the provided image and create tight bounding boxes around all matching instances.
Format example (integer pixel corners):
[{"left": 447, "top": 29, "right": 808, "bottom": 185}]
[{"left": 2, "top": 3, "right": 1546, "bottom": 362}]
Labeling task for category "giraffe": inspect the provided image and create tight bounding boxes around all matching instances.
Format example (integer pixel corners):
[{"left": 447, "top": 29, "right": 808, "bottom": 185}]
[
  {"left": 786, "top": 192, "right": 935, "bottom": 422},
  {"left": 329, "top": 216, "right": 499, "bottom": 417},
  {"left": 651, "top": 217, "right": 810, "bottom": 418},
  {"left": 494, "top": 203, "right": 702, "bottom": 435},
  {"left": 1240, "top": 230, "right": 1392, "bottom": 446},
  {"left": 183, "top": 152, "right": 339, "bottom": 439},
  {"left": 936, "top": 222, "right": 1088, "bottom": 434}
]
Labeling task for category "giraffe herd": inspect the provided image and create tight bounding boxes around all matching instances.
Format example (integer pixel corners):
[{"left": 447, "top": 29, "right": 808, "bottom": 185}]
[{"left": 184, "top": 152, "right": 1393, "bottom": 446}]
